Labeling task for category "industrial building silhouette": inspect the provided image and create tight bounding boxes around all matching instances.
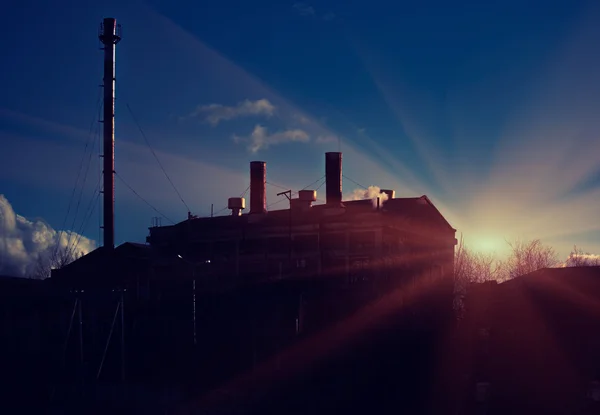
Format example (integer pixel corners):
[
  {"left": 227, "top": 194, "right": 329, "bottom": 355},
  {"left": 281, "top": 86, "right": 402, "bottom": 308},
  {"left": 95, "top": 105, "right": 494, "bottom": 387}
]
[
  {"left": 42, "top": 150, "right": 458, "bottom": 413},
  {"left": 0, "top": 16, "right": 460, "bottom": 414}
]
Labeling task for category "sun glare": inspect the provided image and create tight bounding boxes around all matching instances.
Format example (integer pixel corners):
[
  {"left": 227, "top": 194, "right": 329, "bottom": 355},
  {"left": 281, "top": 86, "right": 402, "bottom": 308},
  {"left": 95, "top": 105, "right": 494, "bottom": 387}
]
[{"left": 468, "top": 234, "right": 507, "bottom": 255}]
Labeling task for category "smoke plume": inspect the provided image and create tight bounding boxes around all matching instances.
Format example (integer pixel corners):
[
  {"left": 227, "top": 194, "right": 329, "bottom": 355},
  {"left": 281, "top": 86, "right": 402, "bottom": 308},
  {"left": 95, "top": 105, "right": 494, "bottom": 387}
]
[
  {"left": 0, "top": 195, "right": 96, "bottom": 278},
  {"left": 345, "top": 186, "right": 389, "bottom": 208}
]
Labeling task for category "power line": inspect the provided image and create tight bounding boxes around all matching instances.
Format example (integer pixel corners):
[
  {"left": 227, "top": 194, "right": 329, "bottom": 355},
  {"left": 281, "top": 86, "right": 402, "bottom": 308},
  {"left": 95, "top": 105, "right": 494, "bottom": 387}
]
[
  {"left": 115, "top": 172, "right": 175, "bottom": 224},
  {"left": 126, "top": 103, "right": 191, "bottom": 213},
  {"left": 267, "top": 175, "right": 325, "bottom": 193},
  {"left": 267, "top": 197, "right": 294, "bottom": 209},
  {"left": 266, "top": 176, "right": 326, "bottom": 209},
  {"left": 266, "top": 181, "right": 289, "bottom": 191}
]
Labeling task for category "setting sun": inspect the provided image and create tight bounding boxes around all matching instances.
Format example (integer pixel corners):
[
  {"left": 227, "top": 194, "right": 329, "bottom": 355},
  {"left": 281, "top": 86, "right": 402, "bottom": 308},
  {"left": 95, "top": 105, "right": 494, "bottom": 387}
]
[{"left": 467, "top": 233, "right": 508, "bottom": 256}]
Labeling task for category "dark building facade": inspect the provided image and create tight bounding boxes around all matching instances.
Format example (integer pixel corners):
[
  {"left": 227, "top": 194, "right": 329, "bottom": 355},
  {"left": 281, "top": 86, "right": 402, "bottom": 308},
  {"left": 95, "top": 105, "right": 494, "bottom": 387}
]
[{"left": 147, "top": 152, "right": 457, "bottom": 288}]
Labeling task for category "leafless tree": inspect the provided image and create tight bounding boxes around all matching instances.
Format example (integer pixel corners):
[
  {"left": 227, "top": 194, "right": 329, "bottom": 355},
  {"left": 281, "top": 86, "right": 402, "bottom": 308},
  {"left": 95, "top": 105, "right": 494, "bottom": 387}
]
[
  {"left": 471, "top": 251, "right": 506, "bottom": 282},
  {"left": 454, "top": 235, "right": 505, "bottom": 287},
  {"left": 565, "top": 245, "right": 600, "bottom": 267},
  {"left": 504, "top": 238, "right": 558, "bottom": 279},
  {"left": 32, "top": 247, "right": 82, "bottom": 279},
  {"left": 453, "top": 235, "right": 505, "bottom": 318}
]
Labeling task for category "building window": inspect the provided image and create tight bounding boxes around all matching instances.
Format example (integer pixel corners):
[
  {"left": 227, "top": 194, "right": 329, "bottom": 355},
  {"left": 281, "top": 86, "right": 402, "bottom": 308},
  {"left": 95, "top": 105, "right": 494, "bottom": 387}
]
[
  {"left": 349, "top": 231, "right": 375, "bottom": 254},
  {"left": 240, "top": 239, "right": 265, "bottom": 255},
  {"left": 293, "top": 235, "right": 319, "bottom": 254},
  {"left": 213, "top": 240, "right": 234, "bottom": 260},
  {"left": 350, "top": 258, "right": 370, "bottom": 283},
  {"left": 321, "top": 233, "right": 345, "bottom": 251},
  {"left": 267, "top": 237, "right": 290, "bottom": 255}
]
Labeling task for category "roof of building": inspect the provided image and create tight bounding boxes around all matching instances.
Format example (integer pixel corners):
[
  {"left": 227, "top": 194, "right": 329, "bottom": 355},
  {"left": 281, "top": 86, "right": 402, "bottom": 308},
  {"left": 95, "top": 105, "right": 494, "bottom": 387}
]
[
  {"left": 152, "top": 196, "right": 455, "bottom": 241},
  {"left": 49, "top": 242, "right": 154, "bottom": 288}
]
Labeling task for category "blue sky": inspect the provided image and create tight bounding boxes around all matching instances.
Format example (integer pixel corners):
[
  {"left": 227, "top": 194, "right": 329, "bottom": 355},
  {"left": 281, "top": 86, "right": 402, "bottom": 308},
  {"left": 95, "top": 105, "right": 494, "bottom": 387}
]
[{"left": 1, "top": 0, "right": 600, "bottom": 266}]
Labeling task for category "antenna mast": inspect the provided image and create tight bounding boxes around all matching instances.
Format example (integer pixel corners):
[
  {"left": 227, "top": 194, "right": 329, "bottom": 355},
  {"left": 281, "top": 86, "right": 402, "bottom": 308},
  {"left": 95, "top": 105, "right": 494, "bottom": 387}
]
[{"left": 99, "top": 18, "right": 122, "bottom": 249}]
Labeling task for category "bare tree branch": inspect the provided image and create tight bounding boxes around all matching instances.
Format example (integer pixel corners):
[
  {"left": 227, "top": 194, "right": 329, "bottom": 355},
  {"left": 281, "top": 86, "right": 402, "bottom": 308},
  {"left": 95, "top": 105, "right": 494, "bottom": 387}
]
[
  {"left": 31, "top": 247, "right": 82, "bottom": 279},
  {"left": 504, "top": 238, "right": 558, "bottom": 279}
]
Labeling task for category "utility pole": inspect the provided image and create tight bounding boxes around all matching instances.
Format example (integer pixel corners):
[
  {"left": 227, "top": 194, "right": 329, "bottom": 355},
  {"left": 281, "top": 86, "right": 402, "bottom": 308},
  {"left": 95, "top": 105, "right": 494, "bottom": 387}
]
[
  {"left": 120, "top": 288, "right": 126, "bottom": 382},
  {"left": 177, "top": 255, "right": 199, "bottom": 347},
  {"left": 277, "top": 190, "right": 293, "bottom": 274},
  {"left": 275, "top": 189, "right": 292, "bottom": 370},
  {"left": 77, "top": 290, "right": 84, "bottom": 393},
  {"left": 192, "top": 268, "right": 197, "bottom": 347}
]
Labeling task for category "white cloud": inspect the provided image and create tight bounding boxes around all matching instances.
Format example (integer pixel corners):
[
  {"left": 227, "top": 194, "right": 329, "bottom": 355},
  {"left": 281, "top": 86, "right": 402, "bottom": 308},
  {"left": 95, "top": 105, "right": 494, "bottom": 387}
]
[
  {"left": 344, "top": 186, "right": 389, "bottom": 208},
  {"left": 316, "top": 135, "right": 339, "bottom": 144},
  {"left": 185, "top": 99, "right": 276, "bottom": 126},
  {"left": 292, "top": 2, "right": 335, "bottom": 20},
  {"left": 0, "top": 195, "right": 96, "bottom": 278},
  {"left": 292, "top": 2, "right": 315, "bottom": 16},
  {"left": 234, "top": 124, "right": 310, "bottom": 153},
  {"left": 292, "top": 113, "right": 311, "bottom": 125}
]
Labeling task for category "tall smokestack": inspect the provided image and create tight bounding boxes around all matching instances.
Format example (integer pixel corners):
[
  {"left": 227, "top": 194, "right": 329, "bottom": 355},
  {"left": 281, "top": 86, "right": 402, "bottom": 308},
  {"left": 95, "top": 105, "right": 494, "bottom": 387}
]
[
  {"left": 325, "top": 152, "right": 342, "bottom": 206},
  {"left": 99, "top": 18, "right": 121, "bottom": 249},
  {"left": 250, "top": 161, "right": 267, "bottom": 214}
]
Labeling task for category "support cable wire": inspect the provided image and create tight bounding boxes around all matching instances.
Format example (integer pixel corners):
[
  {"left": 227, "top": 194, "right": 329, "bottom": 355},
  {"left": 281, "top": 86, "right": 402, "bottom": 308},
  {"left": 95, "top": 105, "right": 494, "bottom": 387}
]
[
  {"left": 211, "top": 185, "right": 250, "bottom": 217},
  {"left": 49, "top": 298, "right": 78, "bottom": 402},
  {"left": 314, "top": 179, "right": 326, "bottom": 192},
  {"left": 267, "top": 190, "right": 299, "bottom": 209},
  {"left": 266, "top": 174, "right": 325, "bottom": 195},
  {"left": 53, "top": 90, "right": 102, "bottom": 260},
  {"left": 342, "top": 174, "right": 368, "bottom": 190},
  {"left": 66, "top": 106, "right": 103, "bottom": 258},
  {"left": 212, "top": 206, "right": 229, "bottom": 216},
  {"left": 67, "top": 175, "right": 102, "bottom": 259},
  {"left": 64, "top": 108, "right": 101, "bottom": 254},
  {"left": 218, "top": 176, "right": 326, "bottom": 214},
  {"left": 115, "top": 172, "right": 175, "bottom": 224},
  {"left": 97, "top": 300, "right": 121, "bottom": 380},
  {"left": 301, "top": 175, "right": 326, "bottom": 191},
  {"left": 266, "top": 176, "right": 325, "bottom": 209},
  {"left": 240, "top": 184, "right": 250, "bottom": 198},
  {"left": 126, "top": 103, "right": 191, "bottom": 213}
]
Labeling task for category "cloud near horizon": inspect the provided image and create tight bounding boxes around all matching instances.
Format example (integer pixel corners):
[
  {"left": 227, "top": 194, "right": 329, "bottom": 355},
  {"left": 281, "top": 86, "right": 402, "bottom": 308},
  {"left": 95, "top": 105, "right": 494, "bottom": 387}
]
[
  {"left": 234, "top": 124, "right": 310, "bottom": 153},
  {"left": 185, "top": 99, "right": 276, "bottom": 126},
  {"left": 0, "top": 195, "right": 96, "bottom": 278}
]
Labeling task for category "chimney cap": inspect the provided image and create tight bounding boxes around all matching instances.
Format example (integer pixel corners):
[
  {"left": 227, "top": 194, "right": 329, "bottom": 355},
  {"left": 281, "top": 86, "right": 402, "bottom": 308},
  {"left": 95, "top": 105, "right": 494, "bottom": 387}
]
[
  {"left": 298, "top": 190, "right": 317, "bottom": 202},
  {"left": 380, "top": 189, "right": 395, "bottom": 199},
  {"left": 227, "top": 197, "right": 246, "bottom": 210}
]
